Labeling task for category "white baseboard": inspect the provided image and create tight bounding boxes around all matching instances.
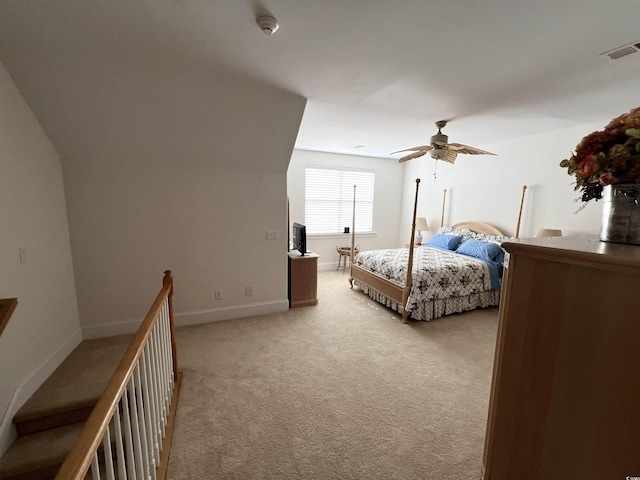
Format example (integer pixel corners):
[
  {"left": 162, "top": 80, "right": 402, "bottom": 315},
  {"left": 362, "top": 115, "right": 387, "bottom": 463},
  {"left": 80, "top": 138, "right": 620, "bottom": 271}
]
[
  {"left": 82, "top": 319, "right": 144, "bottom": 339},
  {"left": 0, "top": 328, "right": 83, "bottom": 456},
  {"left": 318, "top": 261, "right": 341, "bottom": 271},
  {"left": 174, "top": 300, "right": 289, "bottom": 327},
  {"left": 82, "top": 300, "right": 291, "bottom": 339}
]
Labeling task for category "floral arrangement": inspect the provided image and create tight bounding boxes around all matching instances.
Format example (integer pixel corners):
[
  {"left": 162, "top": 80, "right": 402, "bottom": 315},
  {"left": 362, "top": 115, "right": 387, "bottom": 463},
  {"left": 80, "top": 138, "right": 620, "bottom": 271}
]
[{"left": 560, "top": 107, "right": 640, "bottom": 202}]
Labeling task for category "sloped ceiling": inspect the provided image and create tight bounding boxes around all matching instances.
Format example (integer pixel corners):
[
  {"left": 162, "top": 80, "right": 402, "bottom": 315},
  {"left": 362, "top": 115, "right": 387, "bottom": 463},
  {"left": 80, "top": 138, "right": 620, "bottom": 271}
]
[{"left": 0, "top": 0, "right": 639, "bottom": 163}]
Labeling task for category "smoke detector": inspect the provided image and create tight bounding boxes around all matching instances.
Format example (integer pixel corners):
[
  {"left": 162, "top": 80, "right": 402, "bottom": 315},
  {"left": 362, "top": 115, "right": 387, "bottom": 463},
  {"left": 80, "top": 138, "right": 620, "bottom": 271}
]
[{"left": 257, "top": 16, "right": 279, "bottom": 35}]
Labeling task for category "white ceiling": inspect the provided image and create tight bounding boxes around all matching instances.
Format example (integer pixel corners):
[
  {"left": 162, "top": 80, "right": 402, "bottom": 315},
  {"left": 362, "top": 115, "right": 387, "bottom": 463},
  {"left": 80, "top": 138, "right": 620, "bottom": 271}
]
[{"left": 1, "top": 0, "right": 639, "bottom": 160}]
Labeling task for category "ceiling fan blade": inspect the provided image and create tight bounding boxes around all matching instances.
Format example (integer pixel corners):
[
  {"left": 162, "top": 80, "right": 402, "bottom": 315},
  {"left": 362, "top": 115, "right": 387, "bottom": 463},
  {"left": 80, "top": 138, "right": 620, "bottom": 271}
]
[
  {"left": 390, "top": 145, "right": 432, "bottom": 155},
  {"left": 445, "top": 143, "right": 496, "bottom": 155},
  {"left": 398, "top": 150, "right": 428, "bottom": 163},
  {"left": 440, "top": 150, "right": 458, "bottom": 164}
]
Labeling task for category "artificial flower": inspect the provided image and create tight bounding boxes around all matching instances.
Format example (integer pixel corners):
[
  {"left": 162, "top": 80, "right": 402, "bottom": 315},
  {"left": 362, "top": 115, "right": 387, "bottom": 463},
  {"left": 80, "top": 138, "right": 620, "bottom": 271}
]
[{"left": 560, "top": 107, "right": 640, "bottom": 202}]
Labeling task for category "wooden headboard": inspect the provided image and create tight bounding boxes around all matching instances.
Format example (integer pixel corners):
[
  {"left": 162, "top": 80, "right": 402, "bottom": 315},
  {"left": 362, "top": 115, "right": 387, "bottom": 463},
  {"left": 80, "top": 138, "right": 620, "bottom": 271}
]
[
  {"left": 450, "top": 221, "right": 505, "bottom": 236},
  {"left": 443, "top": 185, "right": 526, "bottom": 237}
]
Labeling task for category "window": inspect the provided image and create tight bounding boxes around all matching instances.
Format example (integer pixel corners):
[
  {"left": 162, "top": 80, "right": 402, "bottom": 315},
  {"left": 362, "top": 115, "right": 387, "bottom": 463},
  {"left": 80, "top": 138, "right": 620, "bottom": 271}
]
[{"left": 305, "top": 166, "right": 375, "bottom": 234}]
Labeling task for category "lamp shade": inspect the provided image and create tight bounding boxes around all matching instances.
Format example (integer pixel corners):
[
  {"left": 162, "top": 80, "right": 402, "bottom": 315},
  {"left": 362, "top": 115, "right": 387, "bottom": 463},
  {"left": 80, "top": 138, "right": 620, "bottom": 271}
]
[
  {"left": 536, "top": 228, "right": 562, "bottom": 238},
  {"left": 416, "top": 217, "right": 429, "bottom": 232}
]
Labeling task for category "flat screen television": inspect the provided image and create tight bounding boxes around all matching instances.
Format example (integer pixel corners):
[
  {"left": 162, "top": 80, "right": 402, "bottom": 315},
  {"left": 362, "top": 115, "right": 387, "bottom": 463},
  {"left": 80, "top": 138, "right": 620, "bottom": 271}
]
[{"left": 292, "top": 222, "right": 307, "bottom": 256}]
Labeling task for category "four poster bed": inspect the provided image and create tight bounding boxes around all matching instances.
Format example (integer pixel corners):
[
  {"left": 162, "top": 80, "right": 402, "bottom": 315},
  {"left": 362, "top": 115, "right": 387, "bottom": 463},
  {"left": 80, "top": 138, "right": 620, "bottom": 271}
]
[{"left": 348, "top": 180, "right": 525, "bottom": 323}]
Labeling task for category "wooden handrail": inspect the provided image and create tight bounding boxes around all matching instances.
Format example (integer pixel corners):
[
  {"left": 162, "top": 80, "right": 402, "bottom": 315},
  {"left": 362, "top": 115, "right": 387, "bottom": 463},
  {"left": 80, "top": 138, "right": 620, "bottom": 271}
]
[
  {"left": 0, "top": 298, "right": 18, "bottom": 339},
  {"left": 56, "top": 271, "right": 177, "bottom": 479}
]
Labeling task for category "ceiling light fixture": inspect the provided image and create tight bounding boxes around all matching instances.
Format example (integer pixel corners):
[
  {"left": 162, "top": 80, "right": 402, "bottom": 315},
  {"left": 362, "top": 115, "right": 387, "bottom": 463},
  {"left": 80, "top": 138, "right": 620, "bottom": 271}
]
[{"left": 257, "top": 16, "right": 279, "bottom": 35}]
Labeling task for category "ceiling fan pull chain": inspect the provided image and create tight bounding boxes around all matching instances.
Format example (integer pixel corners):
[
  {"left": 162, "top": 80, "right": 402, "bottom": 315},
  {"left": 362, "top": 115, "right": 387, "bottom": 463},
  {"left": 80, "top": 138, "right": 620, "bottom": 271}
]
[{"left": 432, "top": 160, "right": 438, "bottom": 184}]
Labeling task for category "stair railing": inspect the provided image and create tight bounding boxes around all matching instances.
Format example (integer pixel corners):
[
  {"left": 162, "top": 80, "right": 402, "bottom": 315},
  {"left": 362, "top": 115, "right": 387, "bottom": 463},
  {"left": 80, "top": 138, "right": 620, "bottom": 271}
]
[{"left": 56, "top": 270, "right": 181, "bottom": 480}]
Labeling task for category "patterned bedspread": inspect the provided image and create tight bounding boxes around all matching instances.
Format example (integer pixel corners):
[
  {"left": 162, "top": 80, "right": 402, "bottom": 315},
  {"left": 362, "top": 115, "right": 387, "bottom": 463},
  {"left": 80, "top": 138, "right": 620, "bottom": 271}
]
[{"left": 354, "top": 246, "right": 495, "bottom": 319}]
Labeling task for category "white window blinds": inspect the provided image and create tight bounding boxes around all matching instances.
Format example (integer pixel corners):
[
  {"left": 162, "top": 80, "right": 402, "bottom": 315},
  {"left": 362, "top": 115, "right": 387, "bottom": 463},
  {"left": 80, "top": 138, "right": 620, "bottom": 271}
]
[{"left": 305, "top": 166, "right": 375, "bottom": 234}]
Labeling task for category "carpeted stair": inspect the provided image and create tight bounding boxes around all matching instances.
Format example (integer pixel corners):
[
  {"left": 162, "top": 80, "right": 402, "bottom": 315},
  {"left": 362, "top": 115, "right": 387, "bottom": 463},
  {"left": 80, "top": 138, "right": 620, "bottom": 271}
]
[{"left": 0, "top": 335, "right": 131, "bottom": 479}]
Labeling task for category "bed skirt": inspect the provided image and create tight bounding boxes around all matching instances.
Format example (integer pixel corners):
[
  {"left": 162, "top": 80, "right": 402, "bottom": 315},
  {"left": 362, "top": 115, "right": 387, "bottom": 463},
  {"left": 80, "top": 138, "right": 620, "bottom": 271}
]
[{"left": 354, "top": 281, "right": 500, "bottom": 321}]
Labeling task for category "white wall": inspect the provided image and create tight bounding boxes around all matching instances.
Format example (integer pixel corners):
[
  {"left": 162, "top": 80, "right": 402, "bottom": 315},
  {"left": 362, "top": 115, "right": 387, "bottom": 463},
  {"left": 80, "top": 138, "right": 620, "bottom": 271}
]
[
  {"left": 399, "top": 121, "right": 611, "bottom": 241},
  {"left": 287, "top": 150, "right": 404, "bottom": 269},
  {"left": 61, "top": 70, "right": 307, "bottom": 336},
  {"left": 0, "top": 61, "right": 82, "bottom": 455}
]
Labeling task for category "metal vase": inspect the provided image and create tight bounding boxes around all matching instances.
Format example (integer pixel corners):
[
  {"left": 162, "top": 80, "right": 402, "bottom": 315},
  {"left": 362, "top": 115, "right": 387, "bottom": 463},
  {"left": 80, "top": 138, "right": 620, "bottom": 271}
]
[{"left": 600, "top": 184, "right": 640, "bottom": 244}]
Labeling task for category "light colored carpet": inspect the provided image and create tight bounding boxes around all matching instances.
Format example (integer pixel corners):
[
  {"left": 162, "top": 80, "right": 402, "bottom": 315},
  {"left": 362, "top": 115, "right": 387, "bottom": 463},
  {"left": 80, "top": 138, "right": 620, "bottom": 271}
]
[
  {"left": 167, "top": 269, "right": 499, "bottom": 480},
  {"left": 15, "top": 335, "right": 132, "bottom": 421}
]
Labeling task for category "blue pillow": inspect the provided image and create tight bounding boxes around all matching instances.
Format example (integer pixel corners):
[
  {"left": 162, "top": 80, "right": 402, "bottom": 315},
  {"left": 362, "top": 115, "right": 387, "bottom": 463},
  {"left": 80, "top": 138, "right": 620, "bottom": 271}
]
[
  {"left": 456, "top": 238, "right": 504, "bottom": 263},
  {"left": 426, "top": 234, "right": 462, "bottom": 251}
]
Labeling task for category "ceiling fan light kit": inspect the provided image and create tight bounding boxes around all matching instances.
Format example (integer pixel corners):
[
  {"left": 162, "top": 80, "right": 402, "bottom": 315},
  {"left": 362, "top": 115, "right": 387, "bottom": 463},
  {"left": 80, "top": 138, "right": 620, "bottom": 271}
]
[{"left": 430, "top": 148, "right": 446, "bottom": 159}]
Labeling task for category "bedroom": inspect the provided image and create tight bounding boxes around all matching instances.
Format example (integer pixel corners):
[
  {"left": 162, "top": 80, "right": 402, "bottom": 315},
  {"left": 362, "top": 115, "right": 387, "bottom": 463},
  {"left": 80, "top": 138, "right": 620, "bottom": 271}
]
[
  {"left": 1, "top": 0, "right": 639, "bottom": 477},
  {"left": 288, "top": 122, "right": 610, "bottom": 271}
]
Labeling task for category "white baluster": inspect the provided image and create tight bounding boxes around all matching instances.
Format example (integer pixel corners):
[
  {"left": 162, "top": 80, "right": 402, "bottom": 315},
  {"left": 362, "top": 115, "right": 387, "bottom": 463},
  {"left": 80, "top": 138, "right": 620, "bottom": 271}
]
[
  {"left": 134, "top": 362, "right": 152, "bottom": 479},
  {"left": 102, "top": 421, "right": 115, "bottom": 480},
  {"left": 147, "top": 329, "right": 163, "bottom": 455},
  {"left": 163, "top": 303, "right": 175, "bottom": 387},
  {"left": 157, "top": 309, "right": 167, "bottom": 410},
  {"left": 161, "top": 304, "right": 172, "bottom": 405},
  {"left": 122, "top": 384, "right": 138, "bottom": 480},
  {"left": 91, "top": 452, "right": 101, "bottom": 480},
  {"left": 166, "top": 303, "right": 175, "bottom": 392},
  {"left": 152, "top": 321, "right": 167, "bottom": 437},
  {"left": 127, "top": 377, "right": 145, "bottom": 479},
  {"left": 113, "top": 405, "right": 127, "bottom": 480},
  {"left": 156, "top": 317, "right": 169, "bottom": 431},
  {"left": 142, "top": 346, "right": 159, "bottom": 470}
]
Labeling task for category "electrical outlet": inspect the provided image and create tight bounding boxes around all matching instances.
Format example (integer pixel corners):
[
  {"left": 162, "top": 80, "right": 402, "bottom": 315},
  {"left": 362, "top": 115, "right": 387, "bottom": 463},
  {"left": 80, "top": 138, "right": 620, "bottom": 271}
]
[
  {"left": 214, "top": 289, "right": 223, "bottom": 300},
  {"left": 265, "top": 231, "right": 279, "bottom": 240},
  {"left": 245, "top": 286, "right": 253, "bottom": 296}
]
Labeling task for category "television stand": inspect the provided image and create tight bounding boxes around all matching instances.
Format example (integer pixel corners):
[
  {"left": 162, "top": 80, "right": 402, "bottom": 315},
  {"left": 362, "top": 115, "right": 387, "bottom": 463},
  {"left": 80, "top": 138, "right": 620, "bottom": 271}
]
[{"left": 287, "top": 251, "right": 318, "bottom": 308}]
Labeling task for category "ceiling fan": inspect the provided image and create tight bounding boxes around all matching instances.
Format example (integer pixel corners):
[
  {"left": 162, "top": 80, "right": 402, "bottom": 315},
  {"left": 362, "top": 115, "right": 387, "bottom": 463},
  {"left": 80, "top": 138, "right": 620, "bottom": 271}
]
[{"left": 391, "top": 120, "right": 496, "bottom": 164}]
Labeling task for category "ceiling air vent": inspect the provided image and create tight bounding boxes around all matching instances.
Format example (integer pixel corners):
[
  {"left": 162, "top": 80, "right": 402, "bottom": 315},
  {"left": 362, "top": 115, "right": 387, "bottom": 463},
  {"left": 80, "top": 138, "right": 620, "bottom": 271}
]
[{"left": 601, "top": 41, "right": 640, "bottom": 60}]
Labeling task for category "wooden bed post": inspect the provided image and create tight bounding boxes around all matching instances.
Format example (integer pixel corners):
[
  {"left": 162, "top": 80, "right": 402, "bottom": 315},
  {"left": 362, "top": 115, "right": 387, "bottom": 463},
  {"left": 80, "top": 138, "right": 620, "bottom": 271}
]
[
  {"left": 348, "top": 185, "right": 356, "bottom": 286},
  {"left": 440, "top": 188, "right": 447, "bottom": 228},
  {"left": 515, "top": 185, "right": 527, "bottom": 238},
  {"left": 401, "top": 178, "right": 421, "bottom": 323}
]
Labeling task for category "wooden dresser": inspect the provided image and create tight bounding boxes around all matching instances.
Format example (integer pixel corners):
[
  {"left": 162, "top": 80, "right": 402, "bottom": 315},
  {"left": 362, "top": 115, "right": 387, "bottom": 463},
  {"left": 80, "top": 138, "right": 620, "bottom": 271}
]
[
  {"left": 287, "top": 252, "right": 318, "bottom": 308},
  {"left": 483, "top": 236, "right": 640, "bottom": 480}
]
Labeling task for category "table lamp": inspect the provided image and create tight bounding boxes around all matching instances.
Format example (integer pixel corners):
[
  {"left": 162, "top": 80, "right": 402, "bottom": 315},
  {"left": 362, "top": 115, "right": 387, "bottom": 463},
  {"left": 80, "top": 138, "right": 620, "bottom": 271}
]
[
  {"left": 536, "top": 228, "right": 563, "bottom": 238},
  {"left": 415, "top": 217, "right": 429, "bottom": 244}
]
